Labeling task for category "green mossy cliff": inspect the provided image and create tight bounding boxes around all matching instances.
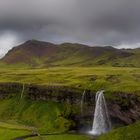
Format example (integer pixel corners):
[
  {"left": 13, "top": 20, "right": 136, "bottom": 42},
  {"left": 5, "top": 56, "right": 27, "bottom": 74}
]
[{"left": 0, "top": 82, "right": 140, "bottom": 134}]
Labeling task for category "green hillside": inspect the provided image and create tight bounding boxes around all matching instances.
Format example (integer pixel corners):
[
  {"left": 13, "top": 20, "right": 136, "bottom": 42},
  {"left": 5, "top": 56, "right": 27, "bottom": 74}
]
[
  {"left": 0, "top": 98, "right": 73, "bottom": 133},
  {"left": 98, "top": 121, "right": 140, "bottom": 140},
  {"left": 1, "top": 40, "right": 140, "bottom": 67},
  {"left": 0, "top": 95, "right": 91, "bottom": 140}
]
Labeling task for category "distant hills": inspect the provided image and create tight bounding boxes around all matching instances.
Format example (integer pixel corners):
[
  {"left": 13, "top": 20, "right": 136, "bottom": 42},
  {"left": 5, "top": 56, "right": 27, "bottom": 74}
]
[{"left": 1, "top": 40, "right": 140, "bottom": 67}]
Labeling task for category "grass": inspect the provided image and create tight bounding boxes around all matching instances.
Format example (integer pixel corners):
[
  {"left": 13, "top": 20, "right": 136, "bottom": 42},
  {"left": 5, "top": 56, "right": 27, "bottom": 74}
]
[
  {"left": 0, "top": 128, "right": 30, "bottom": 140},
  {"left": 0, "top": 121, "right": 34, "bottom": 130},
  {"left": 0, "top": 66, "right": 139, "bottom": 139},
  {"left": 0, "top": 97, "right": 90, "bottom": 139},
  {"left": 0, "top": 122, "right": 91, "bottom": 140},
  {"left": 97, "top": 121, "right": 140, "bottom": 140},
  {"left": 0, "top": 121, "right": 32, "bottom": 140},
  {"left": 26, "top": 134, "right": 92, "bottom": 140},
  {"left": 0, "top": 97, "right": 75, "bottom": 134},
  {"left": 0, "top": 66, "right": 139, "bottom": 94}
]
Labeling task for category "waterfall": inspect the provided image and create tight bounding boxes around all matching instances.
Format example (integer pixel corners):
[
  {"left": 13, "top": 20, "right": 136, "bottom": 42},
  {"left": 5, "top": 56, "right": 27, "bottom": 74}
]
[
  {"left": 20, "top": 84, "right": 25, "bottom": 99},
  {"left": 89, "top": 90, "right": 111, "bottom": 135},
  {"left": 81, "top": 90, "right": 86, "bottom": 115}
]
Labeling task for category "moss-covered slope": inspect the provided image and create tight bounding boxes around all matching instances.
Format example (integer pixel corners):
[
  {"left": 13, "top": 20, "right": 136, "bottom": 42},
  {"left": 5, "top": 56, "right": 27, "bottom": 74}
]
[{"left": 98, "top": 121, "right": 140, "bottom": 140}]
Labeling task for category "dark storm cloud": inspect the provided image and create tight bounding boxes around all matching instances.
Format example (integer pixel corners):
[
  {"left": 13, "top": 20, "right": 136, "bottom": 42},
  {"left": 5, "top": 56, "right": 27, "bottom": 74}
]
[{"left": 0, "top": 0, "right": 140, "bottom": 57}]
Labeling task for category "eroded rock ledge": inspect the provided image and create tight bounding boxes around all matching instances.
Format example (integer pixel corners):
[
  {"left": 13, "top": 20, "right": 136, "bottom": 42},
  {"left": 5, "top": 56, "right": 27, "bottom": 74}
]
[{"left": 0, "top": 82, "right": 140, "bottom": 126}]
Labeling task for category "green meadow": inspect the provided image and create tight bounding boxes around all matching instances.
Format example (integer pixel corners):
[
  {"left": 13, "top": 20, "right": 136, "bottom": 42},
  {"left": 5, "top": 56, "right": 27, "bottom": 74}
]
[
  {"left": 0, "top": 121, "right": 32, "bottom": 140},
  {"left": 0, "top": 66, "right": 139, "bottom": 94},
  {"left": 26, "top": 134, "right": 91, "bottom": 140}
]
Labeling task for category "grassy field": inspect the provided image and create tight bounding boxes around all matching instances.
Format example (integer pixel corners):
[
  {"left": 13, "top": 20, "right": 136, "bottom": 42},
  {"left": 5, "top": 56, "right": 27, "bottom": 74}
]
[
  {"left": 0, "top": 121, "right": 34, "bottom": 130},
  {"left": 0, "top": 121, "right": 91, "bottom": 140},
  {"left": 0, "top": 128, "right": 30, "bottom": 140},
  {"left": 97, "top": 121, "right": 140, "bottom": 140},
  {"left": 0, "top": 121, "right": 32, "bottom": 140},
  {"left": 26, "top": 134, "right": 92, "bottom": 140},
  {"left": 0, "top": 66, "right": 139, "bottom": 94}
]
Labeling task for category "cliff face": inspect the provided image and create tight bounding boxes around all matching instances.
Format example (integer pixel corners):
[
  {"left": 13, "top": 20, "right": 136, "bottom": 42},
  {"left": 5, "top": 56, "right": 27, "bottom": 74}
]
[
  {"left": 108, "top": 94, "right": 140, "bottom": 125},
  {"left": 0, "top": 82, "right": 140, "bottom": 128}
]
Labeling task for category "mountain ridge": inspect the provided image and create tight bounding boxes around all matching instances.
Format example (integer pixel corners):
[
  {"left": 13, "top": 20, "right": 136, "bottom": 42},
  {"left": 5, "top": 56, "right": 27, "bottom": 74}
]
[{"left": 1, "top": 40, "right": 140, "bottom": 67}]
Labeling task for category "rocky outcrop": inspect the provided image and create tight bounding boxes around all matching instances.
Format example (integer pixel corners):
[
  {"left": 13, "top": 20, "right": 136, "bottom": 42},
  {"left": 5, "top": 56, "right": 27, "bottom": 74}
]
[
  {"left": 0, "top": 82, "right": 22, "bottom": 99},
  {"left": 27, "top": 84, "right": 83, "bottom": 104},
  {"left": 108, "top": 93, "right": 140, "bottom": 125}
]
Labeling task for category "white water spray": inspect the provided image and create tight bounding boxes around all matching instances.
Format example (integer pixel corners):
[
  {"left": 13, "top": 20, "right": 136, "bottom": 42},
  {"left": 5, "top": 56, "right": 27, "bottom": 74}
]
[{"left": 89, "top": 90, "right": 111, "bottom": 135}]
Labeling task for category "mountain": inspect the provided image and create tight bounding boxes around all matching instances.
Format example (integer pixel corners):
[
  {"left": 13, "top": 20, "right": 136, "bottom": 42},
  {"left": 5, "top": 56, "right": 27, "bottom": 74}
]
[{"left": 1, "top": 40, "right": 140, "bottom": 67}]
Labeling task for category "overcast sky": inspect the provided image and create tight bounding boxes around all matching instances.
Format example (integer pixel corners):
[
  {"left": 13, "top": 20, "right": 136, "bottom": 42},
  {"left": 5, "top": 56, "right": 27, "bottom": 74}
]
[{"left": 0, "top": 0, "right": 140, "bottom": 57}]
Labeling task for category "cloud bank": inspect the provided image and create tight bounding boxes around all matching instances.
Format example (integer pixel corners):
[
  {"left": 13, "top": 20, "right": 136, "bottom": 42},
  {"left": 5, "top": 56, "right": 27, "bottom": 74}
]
[{"left": 0, "top": 0, "right": 140, "bottom": 57}]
